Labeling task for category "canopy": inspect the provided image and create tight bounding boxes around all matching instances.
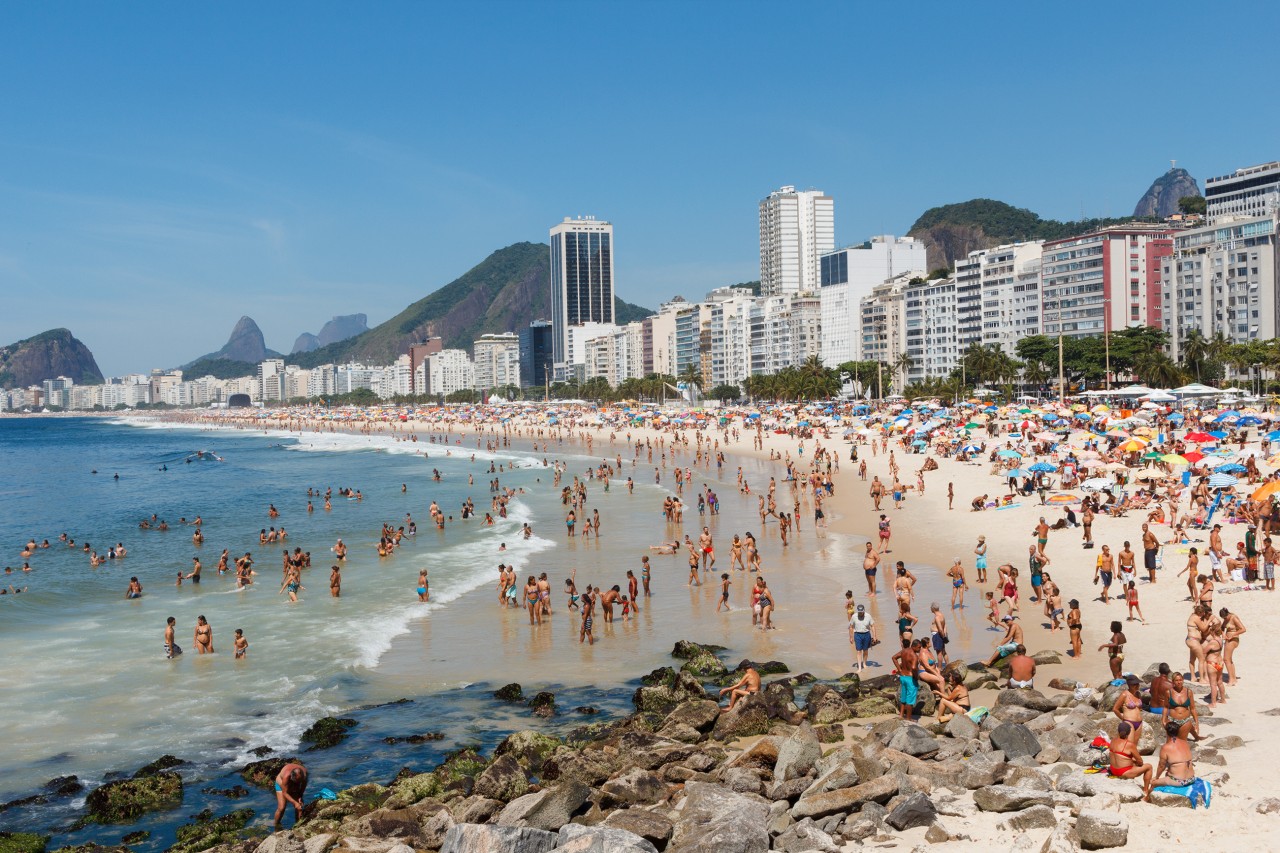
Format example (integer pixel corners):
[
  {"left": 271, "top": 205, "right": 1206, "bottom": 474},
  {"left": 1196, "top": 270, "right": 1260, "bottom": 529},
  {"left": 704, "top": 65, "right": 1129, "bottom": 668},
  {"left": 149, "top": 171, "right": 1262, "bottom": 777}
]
[{"left": 1172, "top": 383, "right": 1221, "bottom": 396}]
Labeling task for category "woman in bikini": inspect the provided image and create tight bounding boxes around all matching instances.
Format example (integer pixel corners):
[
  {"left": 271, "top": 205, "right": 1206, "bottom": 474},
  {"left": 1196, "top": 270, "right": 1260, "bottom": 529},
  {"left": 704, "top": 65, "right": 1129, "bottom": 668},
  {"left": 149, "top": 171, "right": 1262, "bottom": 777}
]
[
  {"left": 757, "top": 579, "right": 776, "bottom": 630},
  {"left": 1112, "top": 677, "right": 1145, "bottom": 745},
  {"left": 1098, "top": 620, "right": 1126, "bottom": 680},
  {"left": 1220, "top": 607, "right": 1246, "bottom": 686},
  {"left": 1152, "top": 720, "right": 1196, "bottom": 789},
  {"left": 1067, "top": 599, "right": 1083, "bottom": 659},
  {"left": 914, "top": 639, "right": 945, "bottom": 693},
  {"left": 1197, "top": 574, "right": 1215, "bottom": 611},
  {"left": 524, "top": 577, "right": 541, "bottom": 625},
  {"left": 1163, "top": 672, "right": 1201, "bottom": 741},
  {"left": 194, "top": 615, "right": 214, "bottom": 654},
  {"left": 1185, "top": 604, "right": 1212, "bottom": 683},
  {"left": 730, "top": 535, "right": 744, "bottom": 570},
  {"left": 1203, "top": 622, "right": 1227, "bottom": 707},
  {"left": 933, "top": 670, "right": 970, "bottom": 724}
]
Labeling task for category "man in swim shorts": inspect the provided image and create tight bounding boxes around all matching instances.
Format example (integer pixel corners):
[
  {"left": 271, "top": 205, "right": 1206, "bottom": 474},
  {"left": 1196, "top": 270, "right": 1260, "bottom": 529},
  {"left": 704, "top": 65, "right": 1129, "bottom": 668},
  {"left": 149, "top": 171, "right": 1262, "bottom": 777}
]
[
  {"left": 1005, "top": 644, "right": 1036, "bottom": 688},
  {"left": 863, "top": 543, "right": 880, "bottom": 594},
  {"left": 164, "top": 615, "right": 183, "bottom": 659},
  {"left": 273, "top": 762, "right": 308, "bottom": 827}
]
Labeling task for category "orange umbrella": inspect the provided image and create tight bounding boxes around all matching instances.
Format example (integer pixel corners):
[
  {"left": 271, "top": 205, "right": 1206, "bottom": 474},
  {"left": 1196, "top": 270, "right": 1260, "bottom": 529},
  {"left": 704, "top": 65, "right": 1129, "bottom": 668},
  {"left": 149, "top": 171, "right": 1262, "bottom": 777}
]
[
  {"left": 1118, "top": 439, "right": 1147, "bottom": 453},
  {"left": 1251, "top": 481, "right": 1280, "bottom": 501}
]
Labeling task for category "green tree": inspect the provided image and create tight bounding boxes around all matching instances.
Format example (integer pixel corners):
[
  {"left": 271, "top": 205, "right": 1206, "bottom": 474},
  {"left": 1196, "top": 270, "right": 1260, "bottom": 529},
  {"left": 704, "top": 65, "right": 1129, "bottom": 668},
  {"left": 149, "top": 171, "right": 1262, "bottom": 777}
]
[
  {"left": 1177, "top": 195, "right": 1206, "bottom": 216},
  {"left": 709, "top": 383, "right": 741, "bottom": 403}
]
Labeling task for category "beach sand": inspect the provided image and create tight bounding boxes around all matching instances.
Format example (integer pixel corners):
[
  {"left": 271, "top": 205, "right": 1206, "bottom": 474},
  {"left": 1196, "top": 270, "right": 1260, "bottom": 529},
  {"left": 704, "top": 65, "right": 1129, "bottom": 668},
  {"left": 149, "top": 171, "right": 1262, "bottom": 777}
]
[{"left": 147, "top": 409, "right": 1279, "bottom": 850}]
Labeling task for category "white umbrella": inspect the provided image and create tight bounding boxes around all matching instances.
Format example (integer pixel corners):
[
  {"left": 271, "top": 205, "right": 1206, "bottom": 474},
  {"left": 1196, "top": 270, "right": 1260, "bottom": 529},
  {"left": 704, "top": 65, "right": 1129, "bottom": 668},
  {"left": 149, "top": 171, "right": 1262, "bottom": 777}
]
[{"left": 1081, "top": 477, "right": 1113, "bottom": 491}]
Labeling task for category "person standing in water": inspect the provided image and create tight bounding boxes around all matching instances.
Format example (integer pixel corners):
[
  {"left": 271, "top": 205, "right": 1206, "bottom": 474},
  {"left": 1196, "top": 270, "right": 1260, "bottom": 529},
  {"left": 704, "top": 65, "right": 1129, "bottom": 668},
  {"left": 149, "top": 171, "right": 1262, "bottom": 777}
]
[{"left": 164, "top": 616, "right": 182, "bottom": 659}]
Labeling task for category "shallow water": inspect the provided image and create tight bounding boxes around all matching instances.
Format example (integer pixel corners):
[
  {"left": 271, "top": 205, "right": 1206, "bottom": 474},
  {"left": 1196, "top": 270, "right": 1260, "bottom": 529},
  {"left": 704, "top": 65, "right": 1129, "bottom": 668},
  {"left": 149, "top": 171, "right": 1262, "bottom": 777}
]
[{"left": 0, "top": 416, "right": 973, "bottom": 844}]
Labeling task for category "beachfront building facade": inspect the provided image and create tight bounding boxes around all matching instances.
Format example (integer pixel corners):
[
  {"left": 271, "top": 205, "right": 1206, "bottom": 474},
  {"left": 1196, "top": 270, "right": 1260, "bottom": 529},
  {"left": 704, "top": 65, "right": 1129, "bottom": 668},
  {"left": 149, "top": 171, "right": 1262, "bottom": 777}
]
[
  {"left": 674, "top": 302, "right": 712, "bottom": 388},
  {"left": 904, "top": 276, "right": 960, "bottom": 383},
  {"left": 1205, "top": 161, "right": 1280, "bottom": 224},
  {"left": 517, "top": 321, "right": 553, "bottom": 390},
  {"left": 420, "top": 349, "right": 474, "bottom": 397},
  {"left": 759, "top": 185, "right": 834, "bottom": 297},
  {"left": 748, "top": 293, "right": 822, "bottom": 376},
  {"left": 978, "top": 242, "right": 1045, "bottom": 355},
  {"left": 584, "top": 323, "right": 644, "bottom": 388},
  {"left": 549, "top": 216, "right": 614, "bottom": 369},
  {"left": 642, "top": 299, "right": 683, "bottom": 377},
  {"left": 819, "top": 235, "right": 927, "bottom": 365},
  {"left": 707, "top": 288, "right": 755, "bottom": 390},
  {"left": 1162, "top": 212, "right": 1280, "bottom": 360},
  {"left": 859, "top": 273, "right": 912, "bottom": 394},
  {"left": 1040, "top": 224, "right": 1173, "bottom": 340},
  {"left": 472, "top": 333, "right": 520, "bottom": 392}
]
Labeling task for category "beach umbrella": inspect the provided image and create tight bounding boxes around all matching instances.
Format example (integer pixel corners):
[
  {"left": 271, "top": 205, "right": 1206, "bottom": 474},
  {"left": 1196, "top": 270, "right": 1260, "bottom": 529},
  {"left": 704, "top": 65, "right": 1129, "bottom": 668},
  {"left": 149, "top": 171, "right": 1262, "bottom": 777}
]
[
  {"left": 1045, "top": 493, "right": 1080, "bottom": 504},
  {"left": 1081, "top": 478, "right": 1113, "bottom": 491},
  {"left": 960, "top": 444, "right": 981, "bottom": 453},
  {"left": 1033, "top": 431, "right": 1058, "bottom": 441},
  {"left": 1208, "top": 473, "right": 1240, "bottom": 489},
  {"left": 1208, "top": 431, "right": 1229, "bottom": 440},
  {"left": 1006, "top": 468, "right": 1028, "bottom": 478},
  {"left": 1027, "top": 462, "right": 1056, "bottom": 473},
  {"left": 1104, "top": 462, "right": 1130, "bottom": 472},
  {"left": 1161, "top": 454, "right": 1189, "bottom": 465},
  {"left": 997, "top": 449, "right": 1022, "bottom": 459},
  {"left": 1133, "top": 469, "right": 1162, "bottom": 480},
  {"left": 1216, "top": 463, "right": 1248, "bottom": 475},
  {"left": 1118, "top": 439, "right": 1147, "bottom": 453},
  {"left": 1142, "top": 451, "right": 1163, "bottom": 460},
  {"left": 1184, "top": 431, "right": 1214, "bottom": 442},
  {"left": 1251, "top": 481, "right": 1280, "bottom": 500}
]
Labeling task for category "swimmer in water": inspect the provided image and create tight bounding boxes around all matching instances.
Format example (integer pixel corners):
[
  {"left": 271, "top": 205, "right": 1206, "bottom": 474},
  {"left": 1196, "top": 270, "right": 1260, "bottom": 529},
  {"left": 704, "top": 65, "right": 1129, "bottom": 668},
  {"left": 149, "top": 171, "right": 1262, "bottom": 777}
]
[{"left": 125, "top": 577, "right": 142, "bottom": 599}]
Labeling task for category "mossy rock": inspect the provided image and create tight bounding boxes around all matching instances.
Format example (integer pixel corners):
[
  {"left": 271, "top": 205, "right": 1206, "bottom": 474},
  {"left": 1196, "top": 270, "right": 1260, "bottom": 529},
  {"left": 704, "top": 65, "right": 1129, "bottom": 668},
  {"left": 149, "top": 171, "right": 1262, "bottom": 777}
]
[
  {"left": 170, "top": 808, "right": 254, "bottom": 853},
  {"left": 680, "top": 651, "right": 728, "bottom": 680},
  {"left": 494, "top": 731, "right": 562, "bottom": 773},
  {"left": 732, "top": 659, "right": 791, "bottom": 677},
  {"left": 494, "top": 683, "right": 524, "bottom": 702},
  {"left": 133, "top": 755, "right": 184, "bottom": 777},
  {"left": 671, "top": 640, "right": 726, "bottom": 660},
  {"left": 51, "top": 846, "right": 127, "bottom": 853},
  {"left": 565, "top": 719, "right": 628, "bottom": 747},
  {"left": 436, "top": 748, "right": 488, "bottom": 784},
  {"left": 0, "top": 833, "right": 48, "bottom": 853},
  {"left": 240, "top": 757, "right": 295, "bottom": 789},
  {"left": 118, "top": 832, "right": 149, "bottom": 845},
  {"left": 84, "top": 772, "right": 183, "bottom": 823},
  {"left": 383, "top": 773, "right": 443, "bottom": 809},
  {"left": 848, "top": 693, "right": 898, "bottom": 719},
  {"left": 529, "top": 692, "right": 556, "bottom": 717},
  {"left": 640, "top": 667, "right": 677, "bottom": 688},
  {"left": 300, "top": 717, "right": 357, "bottom": 750}
]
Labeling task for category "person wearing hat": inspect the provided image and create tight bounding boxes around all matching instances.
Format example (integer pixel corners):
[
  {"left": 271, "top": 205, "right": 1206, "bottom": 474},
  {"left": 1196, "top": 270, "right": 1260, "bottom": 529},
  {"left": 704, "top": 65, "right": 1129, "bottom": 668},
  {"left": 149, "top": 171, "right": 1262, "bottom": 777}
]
[{"left": 848, "top": 603, "right": 877, "bottom": 672}]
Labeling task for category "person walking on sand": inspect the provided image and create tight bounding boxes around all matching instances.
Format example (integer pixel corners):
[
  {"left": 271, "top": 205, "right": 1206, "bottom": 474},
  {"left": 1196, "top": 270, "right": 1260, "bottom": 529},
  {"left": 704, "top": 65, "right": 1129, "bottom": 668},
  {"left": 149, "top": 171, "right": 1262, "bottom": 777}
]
[
  {"left": 1094, "top": 544, "right": 1115, "bottom": 603},
  {"left": 717, "top": 573, "right": 731, "bottom": 612},
  {"left": 877, "top": 514, "right": 891, "bottom": 553},
  {"left": 974, "top": 535, "right": 988, "bottom": 584},
  {"left": 849, "top": 603, "right": 877, "bottom": 671}
]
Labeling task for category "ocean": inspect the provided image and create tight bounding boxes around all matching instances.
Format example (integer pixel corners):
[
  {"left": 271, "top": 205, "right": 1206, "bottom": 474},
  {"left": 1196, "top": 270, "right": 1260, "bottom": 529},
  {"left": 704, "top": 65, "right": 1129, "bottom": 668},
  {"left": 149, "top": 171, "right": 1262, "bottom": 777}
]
[{"left": 0, "top": 415, "right": 961, "bottom": 848}]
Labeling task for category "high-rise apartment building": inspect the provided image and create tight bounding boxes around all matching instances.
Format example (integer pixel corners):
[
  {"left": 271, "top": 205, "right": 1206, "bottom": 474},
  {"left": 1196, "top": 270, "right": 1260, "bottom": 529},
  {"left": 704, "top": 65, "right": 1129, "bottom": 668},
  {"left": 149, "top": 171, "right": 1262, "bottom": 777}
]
[
  {"left": 517, "top": 321, "right": 554, "bottom": 389},
  {"left": 818, "top": 235, "right": 927, "bottom": 365},
  {"left": 977, "top": 242, "right": 1044, "bottom": 355},
  {"left": 1041, "top": 225, "right": 1172, "bottom": 340},
  {"left": 408, "top": 339, "right": 443, "bottom": 393},
  {"left": 1205, "top": 162, "right": 1280, "bottom": 224},
  {"left": 1163, "top": 213, "right": 1279, "bottom": 360},
  {"left": 472, "top": 333, "right": 520, "bottom": 391},
  {"left": 759, "top": 186, "right": 834, "bottom": 297},
  {"left": 905, "top": 276, "right": 959, "bottom": 383},
  {"left": 550, "top": 216, "right": 614, "bottom": 366}
]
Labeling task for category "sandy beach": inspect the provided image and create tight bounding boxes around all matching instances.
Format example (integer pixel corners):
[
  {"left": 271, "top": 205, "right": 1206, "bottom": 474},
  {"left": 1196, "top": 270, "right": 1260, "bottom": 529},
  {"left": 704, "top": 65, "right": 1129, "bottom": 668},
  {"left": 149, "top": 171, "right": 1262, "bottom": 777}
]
[{"left": 124, "top": 404, "right": 1279, "bottom": 850}]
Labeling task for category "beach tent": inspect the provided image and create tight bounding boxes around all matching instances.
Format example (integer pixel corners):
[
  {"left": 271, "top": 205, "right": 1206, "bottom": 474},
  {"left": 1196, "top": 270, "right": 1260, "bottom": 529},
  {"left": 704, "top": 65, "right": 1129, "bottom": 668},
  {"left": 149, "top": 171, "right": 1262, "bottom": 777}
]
[
  {"left": 1111, "top": 385, "right": 1157, "bottom": 398},
  {"left": 1172, "top": 383, "right": 1221, "bottom": 397}
]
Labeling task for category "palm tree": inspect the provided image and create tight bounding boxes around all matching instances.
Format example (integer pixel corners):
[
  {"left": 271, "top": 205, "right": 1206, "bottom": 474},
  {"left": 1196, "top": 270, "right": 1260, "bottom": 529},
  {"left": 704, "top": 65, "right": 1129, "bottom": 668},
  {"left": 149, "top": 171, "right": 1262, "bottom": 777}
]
[
  {"left": 892, "top": 352, "right": 914, "bottom": 393},
  {"left": 1022, "top": 359, "right": 1049, "bottom": 396},
  {"left": 1134, "top": 351, "right": 1185, "bottom": 389},
  {"left": 678, "top": 363, "right": 702, "bottom": 402},
  {"left": 1180, "top": 328, "right": 1208, "bottom": 383}
]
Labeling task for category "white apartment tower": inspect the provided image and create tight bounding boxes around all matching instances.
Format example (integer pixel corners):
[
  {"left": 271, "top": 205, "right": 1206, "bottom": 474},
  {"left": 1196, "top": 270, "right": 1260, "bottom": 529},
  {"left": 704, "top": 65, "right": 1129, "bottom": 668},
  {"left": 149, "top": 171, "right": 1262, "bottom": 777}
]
[
  {"left": 1205, "top": 162, "right": 1280, "bottom": 224},
  {"left": 818, "top": 235, "right": 927, "bottom": 365},
  {"left": 549, "top": 216, "right": 615, "bottom": 367},
  {"left": 759, "top": 186, "right": 834, "bottom": 297}
]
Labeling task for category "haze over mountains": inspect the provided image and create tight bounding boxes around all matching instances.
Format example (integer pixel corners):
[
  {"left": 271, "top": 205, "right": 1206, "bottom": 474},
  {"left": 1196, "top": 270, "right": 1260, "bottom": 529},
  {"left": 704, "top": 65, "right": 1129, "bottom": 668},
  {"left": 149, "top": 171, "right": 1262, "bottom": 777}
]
[{"left": 1, "top": 167, "right": 1206, "bottom": 390}]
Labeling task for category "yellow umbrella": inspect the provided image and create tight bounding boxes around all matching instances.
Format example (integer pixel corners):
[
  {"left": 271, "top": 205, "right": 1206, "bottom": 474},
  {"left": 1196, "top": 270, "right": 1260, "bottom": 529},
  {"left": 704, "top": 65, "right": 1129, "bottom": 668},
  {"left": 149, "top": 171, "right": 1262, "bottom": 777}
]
[
  {"left": 1267, "top": 454, "right": 1280, "bottom": 467},
  {"left": 1119, "top": 439, "right": 1147, "bottom": 453},
  {"left": 1161, "top": 454, "right": 1189, "bottom": 465}
]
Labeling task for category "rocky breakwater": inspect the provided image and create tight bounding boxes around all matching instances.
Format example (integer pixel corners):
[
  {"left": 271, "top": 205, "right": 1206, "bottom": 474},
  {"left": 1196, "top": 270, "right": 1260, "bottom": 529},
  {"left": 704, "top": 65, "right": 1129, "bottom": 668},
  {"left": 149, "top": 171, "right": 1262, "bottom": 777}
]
[{"left": 34, "top": 644, "right": 1243, "bottom": 853}]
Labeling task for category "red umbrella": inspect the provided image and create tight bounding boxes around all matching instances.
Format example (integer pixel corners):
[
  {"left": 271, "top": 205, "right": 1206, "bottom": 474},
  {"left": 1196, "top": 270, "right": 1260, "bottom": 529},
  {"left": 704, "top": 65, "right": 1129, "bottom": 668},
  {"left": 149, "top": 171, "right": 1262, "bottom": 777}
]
[
  {"left": 1184, "top": 432, "right": 1214, "bottom": 443},
  {"left": 1182, "top": 450, "right": 1204, "bottom": 463}
]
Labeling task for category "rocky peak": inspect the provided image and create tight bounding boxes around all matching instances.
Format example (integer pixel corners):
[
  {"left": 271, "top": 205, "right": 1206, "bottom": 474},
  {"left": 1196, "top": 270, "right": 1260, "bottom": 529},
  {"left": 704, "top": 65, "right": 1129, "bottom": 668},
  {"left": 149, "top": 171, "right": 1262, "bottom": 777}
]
[{"left": 1133, "top": 167, "right": 1201, "bottom": 218}]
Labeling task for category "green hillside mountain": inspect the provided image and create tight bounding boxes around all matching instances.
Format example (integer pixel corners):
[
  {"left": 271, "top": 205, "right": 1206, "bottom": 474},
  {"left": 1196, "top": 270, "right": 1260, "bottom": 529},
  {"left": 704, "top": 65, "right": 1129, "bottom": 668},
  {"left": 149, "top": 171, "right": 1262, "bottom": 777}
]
[
  {"left": 289, "top": 242, "right": 653, "bottom": 368},
  {"left": 908, "top": 199, "right": 1160, "bottom": 269},
  {"left": 0, "top": 328, "right": 103, "bottom": 389}
]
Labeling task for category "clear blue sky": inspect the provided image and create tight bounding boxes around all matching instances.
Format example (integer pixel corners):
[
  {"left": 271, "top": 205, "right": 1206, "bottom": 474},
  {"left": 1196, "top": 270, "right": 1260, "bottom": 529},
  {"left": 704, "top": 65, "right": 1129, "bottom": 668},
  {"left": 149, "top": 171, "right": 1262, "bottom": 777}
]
[{"left": 3, "top": 1, "right": 1278, "bottom": 376}]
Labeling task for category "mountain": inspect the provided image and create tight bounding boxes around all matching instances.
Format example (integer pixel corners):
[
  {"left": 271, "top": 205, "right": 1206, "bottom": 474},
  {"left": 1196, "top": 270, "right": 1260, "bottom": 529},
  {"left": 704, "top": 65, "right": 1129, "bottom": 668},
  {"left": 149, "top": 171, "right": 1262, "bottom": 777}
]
[
  {"left": 0, "top": 328, "right": 104, "bottom": 389},
  {"left": 184, "top": 316, "right": 281, "bottom": 369},
  {"left": 292, "top": 333, "right": 320, "bottom": 354},
  {"left": 1133, "top": 167, "right": 1201, "bottom": 218},
  {"left": 289, "top": 242, "right": 653, "bottom": 369},
  {"left": 908, "top": 199, "right": 1159, "bottom": 270},
  {"left": 292, "top": 314, "right": 369, "bottom": 354}
]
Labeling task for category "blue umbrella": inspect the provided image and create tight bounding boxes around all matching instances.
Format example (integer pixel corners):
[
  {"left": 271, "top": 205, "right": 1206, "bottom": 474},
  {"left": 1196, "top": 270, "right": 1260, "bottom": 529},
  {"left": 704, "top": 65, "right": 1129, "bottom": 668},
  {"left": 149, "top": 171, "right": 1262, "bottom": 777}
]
[
  {"left": 1216, "top": 463, "right": 1247, "bottom": 475},
  {"left": 1239, "top": 416, "right": 1264, "bottom": 426},
  {"left": 1027, "top": 462, "right": 1056, "bottom": 473},
  {"left": 1006, "top": 468, "right": 1028, "bottom": 478},
  {"left": 1267, "top": 430, "right": 1280, "bottom": 441},
  {"left": 961, "top": 444, "right": 981, "bottom": 453},
  {"left": 1214, "top": 411, "right": 1240, "bottom": 422},
  {"left": 911, "top": 439, "right": 927, "bottom": 447},
  {"left": 1168, "top": 413, "right": 1185, "bottom": 422},
  {"left": 1208, "top": 431, "right": 1228, "bottom": 440},
  {"left": 997, "top": 449, "right": 1022, "bottom": 459},
  {"left": 1208, "top": 473, "right": 1240, "bottom": 489},
  {"left": 1075, "top": 413, "right": 1092, "bottom": 420}
]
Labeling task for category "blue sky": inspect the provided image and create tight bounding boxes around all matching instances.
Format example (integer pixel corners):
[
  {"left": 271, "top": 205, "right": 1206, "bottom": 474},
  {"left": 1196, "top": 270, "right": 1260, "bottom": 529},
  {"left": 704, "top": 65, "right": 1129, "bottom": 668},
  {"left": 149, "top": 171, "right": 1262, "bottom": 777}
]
[{"left": 3, "top": 1, "right": 1278, "bottom": 375}]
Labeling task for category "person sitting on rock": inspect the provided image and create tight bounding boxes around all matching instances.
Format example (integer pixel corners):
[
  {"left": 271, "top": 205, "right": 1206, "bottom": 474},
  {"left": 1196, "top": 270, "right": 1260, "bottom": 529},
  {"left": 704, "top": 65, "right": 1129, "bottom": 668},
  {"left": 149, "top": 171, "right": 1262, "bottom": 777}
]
[
  {"left": 718, "top": 666, "right": 760, "bottom": 713},
  {"left": 1005, "top": 644, "right": 1036, "bottom": 689},
  {"left": 1108, "top": 722, "right": 1153, "bottom": 801},
  {"left": 984, "top": 615, "right": 1023, "bottom": 667}
]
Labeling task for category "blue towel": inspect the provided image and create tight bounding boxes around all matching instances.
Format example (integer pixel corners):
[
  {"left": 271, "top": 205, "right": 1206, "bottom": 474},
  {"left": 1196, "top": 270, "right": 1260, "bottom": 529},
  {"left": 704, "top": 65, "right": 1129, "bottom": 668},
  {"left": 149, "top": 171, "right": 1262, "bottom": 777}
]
[
  {"left": 318, "top": 787, "right": 338, "bottom": 801},
  {"left": 1153, "top": 779, "right": 1211, "bottom": 809}
]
